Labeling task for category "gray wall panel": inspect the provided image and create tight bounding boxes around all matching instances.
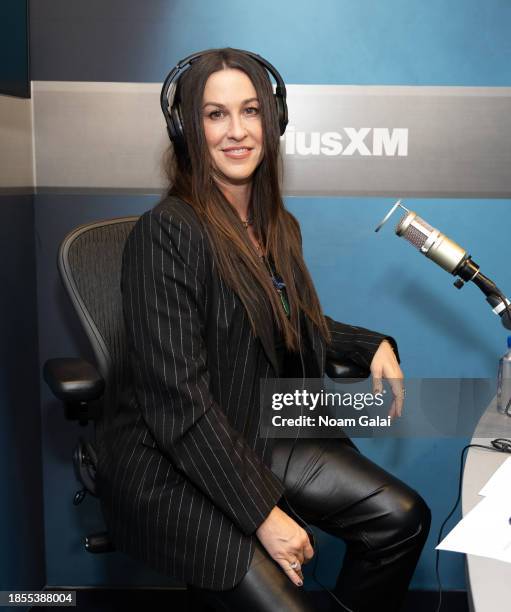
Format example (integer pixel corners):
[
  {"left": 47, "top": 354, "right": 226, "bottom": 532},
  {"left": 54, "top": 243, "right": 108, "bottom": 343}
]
[
  {"left": 0, "top": 93, "right": 34, "bottom": 187},
  {"left": 33, "top": 82, "right": 511, "bottom": 197},
  {"left": 33, "top": 82, "right": 167, "bottom": 190}
]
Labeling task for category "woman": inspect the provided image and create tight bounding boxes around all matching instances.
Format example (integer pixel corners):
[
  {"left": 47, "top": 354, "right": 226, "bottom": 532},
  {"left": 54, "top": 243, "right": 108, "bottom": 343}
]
[{"left": 97, "top": 48, "right": 430, "bottom": 612}]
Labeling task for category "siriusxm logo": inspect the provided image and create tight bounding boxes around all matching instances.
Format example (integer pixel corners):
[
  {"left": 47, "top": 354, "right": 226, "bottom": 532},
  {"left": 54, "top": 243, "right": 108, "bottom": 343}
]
[{"left": 282, "top": 126, "right": 408, "bottom": 157}]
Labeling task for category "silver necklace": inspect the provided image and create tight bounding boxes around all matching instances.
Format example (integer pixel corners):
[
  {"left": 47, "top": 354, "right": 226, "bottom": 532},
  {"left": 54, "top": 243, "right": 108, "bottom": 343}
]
[{"left": 241, "top": 215, "right": 263, "bottom": 257}]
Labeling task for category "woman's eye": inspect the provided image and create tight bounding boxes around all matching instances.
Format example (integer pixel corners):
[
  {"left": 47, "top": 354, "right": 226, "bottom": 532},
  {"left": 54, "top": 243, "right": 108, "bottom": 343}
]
[
  {"left": 209, "top": 110, "right": 224, "bottom": 119},
  {"left": 245, "top": 107, "right": 259, "bottom": 115}
]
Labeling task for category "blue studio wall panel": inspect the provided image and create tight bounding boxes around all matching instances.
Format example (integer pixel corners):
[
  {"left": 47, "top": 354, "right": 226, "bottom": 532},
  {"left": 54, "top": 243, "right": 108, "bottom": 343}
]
[
  {"left": 300, "top": 198, "right": 509, "bottom": 379},
  {"left": 26, "top": 0, "right": 511, "bottom": 595},
  {"left": 0, "top": 194, "right": 45, "bottom": 594},
  {"left": 0, "top": 0, "right": 30, "bottom": 97},
  {"left": 30, "top": 0, "right": 511, "bottom": 86}
]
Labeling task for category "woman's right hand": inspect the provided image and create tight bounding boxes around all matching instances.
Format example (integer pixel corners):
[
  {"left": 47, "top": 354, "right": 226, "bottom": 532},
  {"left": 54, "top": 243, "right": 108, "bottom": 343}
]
[{"left": 255, "top": 506, "right": 314, "bottom": 586}]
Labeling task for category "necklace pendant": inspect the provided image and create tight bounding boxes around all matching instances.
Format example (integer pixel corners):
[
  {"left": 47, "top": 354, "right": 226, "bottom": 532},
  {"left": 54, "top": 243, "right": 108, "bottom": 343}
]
[
  {"left": 242, "top": 216, "right": 253, "bottom": 228},
  {"left": 279, "top": 290, "right": 290, "bottom": 317}
]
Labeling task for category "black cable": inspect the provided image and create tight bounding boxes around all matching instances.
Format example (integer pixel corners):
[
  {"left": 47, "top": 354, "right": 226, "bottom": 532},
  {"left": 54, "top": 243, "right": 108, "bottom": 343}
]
[
  {"left": 493, "top": 288, "right": 511, "bottom": 417},
  {"left": 434, "top": 439, "right": 511, "bottom": 612}
]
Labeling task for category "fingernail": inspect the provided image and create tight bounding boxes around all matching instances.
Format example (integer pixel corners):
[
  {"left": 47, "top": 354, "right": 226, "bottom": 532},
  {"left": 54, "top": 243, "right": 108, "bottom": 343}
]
[{"left": 297, "top": 580, "right": 303, "bottom": 586}]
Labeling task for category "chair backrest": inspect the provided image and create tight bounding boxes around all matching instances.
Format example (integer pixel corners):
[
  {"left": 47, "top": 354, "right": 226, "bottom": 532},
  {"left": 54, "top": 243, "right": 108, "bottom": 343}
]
[{"left": 58, "top": 217, "right": 139, "bottom": 426}]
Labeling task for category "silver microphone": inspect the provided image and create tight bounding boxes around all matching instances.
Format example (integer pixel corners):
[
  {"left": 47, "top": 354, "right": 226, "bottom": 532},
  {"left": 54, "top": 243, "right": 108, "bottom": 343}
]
[
  {"left": 375, "top": 200, "right": 511, "bottom": 330},
  {"left": 375, "top": 200, "right": 468, "bottom": 274}
]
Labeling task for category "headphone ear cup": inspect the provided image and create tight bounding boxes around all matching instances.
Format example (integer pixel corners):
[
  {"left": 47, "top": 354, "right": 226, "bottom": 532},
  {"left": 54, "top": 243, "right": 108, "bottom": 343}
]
[
  {"left": 169, "top": 103, "right": 185, "bottom": 150},
  {"left": 275, "top": 94, "right": 288, "bottom": 136}
]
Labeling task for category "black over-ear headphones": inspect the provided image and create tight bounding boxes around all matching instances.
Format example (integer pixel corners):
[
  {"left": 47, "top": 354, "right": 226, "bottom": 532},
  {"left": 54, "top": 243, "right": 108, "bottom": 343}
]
[{"left": 160, "top": 47, "right": 289, "bottom": 153}]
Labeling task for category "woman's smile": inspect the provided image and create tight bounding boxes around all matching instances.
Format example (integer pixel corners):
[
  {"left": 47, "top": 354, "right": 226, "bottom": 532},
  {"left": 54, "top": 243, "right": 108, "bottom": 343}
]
[{"left": 222, "top": 146, "right": 253, "bottom": 159}]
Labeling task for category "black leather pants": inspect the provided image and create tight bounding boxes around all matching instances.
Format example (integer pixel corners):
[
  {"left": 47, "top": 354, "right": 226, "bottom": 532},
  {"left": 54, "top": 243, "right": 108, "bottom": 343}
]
[{"left": 188, "top": 437, "right": 431, "bottom": 612}]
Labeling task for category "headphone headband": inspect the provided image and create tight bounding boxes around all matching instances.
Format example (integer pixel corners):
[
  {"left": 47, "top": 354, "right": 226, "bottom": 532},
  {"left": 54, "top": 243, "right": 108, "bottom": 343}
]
[{"left": 160, "top": 47, "right": 288, "bottom": 152}]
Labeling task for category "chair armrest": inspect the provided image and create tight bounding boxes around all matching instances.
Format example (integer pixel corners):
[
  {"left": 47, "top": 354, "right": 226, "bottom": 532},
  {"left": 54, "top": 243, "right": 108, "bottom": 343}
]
[
  {"left": 84, "top": 531, "right": 115, "bottom": 554},
  {"left": 325, "top": 358, "right": 370, "bottom": 381},
  {"left": 43, "top": 358, "right": 105, "bottom": 403}
]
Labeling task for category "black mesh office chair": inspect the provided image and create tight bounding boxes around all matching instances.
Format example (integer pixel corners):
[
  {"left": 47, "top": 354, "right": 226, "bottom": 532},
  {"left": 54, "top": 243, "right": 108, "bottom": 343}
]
[
  {"left": 43, "top": 217, "right": 138, "bottom": 553},
  {"left": 43, "top": 216, "right": 369, "bottom": 555}
]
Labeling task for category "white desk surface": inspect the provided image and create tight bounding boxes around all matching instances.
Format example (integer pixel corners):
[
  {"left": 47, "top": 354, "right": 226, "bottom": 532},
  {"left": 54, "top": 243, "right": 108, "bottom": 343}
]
[{"left": 463, "top": 399, "right": 511, "bottom": 611}]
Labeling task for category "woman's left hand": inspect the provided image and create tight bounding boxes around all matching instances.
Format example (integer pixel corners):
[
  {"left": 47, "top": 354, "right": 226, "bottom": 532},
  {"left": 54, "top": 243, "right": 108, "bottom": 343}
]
[{"left": 370, "top": 340, "right": 404, "bottom": 418}]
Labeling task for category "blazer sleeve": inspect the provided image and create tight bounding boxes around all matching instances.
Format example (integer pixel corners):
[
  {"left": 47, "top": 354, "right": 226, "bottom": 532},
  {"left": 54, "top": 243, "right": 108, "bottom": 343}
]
[
  {"left": 122, "top": 206, "right": 285, "bottom": 536},
  {"left": 324, "top": 315, "right": 400, "bottom": 370}
]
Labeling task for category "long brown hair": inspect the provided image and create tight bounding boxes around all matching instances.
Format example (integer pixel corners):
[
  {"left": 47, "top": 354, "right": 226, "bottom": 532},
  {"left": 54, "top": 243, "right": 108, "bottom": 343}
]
[{"left": 163, "top": 48, "right": 330, "bottom": 352}]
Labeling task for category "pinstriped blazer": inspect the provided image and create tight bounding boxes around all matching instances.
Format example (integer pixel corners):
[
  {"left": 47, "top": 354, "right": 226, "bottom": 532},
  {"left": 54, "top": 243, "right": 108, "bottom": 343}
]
[{"left": 95, "top": 195, "right": 397, "bottom": 590}]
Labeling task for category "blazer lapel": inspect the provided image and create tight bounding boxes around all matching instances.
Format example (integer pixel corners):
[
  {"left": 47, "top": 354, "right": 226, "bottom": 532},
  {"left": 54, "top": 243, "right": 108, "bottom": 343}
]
[
  {"left": 255, "top": 306, "right": 279, "bottom": 376},
  {"left": 302, "top": 313, "right": 324, "bottom": 377}
]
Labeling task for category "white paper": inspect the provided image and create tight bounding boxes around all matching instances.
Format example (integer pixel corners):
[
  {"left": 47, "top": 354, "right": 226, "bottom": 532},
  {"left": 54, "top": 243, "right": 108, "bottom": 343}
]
[
  {"left": 437, "top": 494, "right": 511, "bottom": 563},
  {"left": 479, "top": 456, "right": 511, "bottom": 497}
]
